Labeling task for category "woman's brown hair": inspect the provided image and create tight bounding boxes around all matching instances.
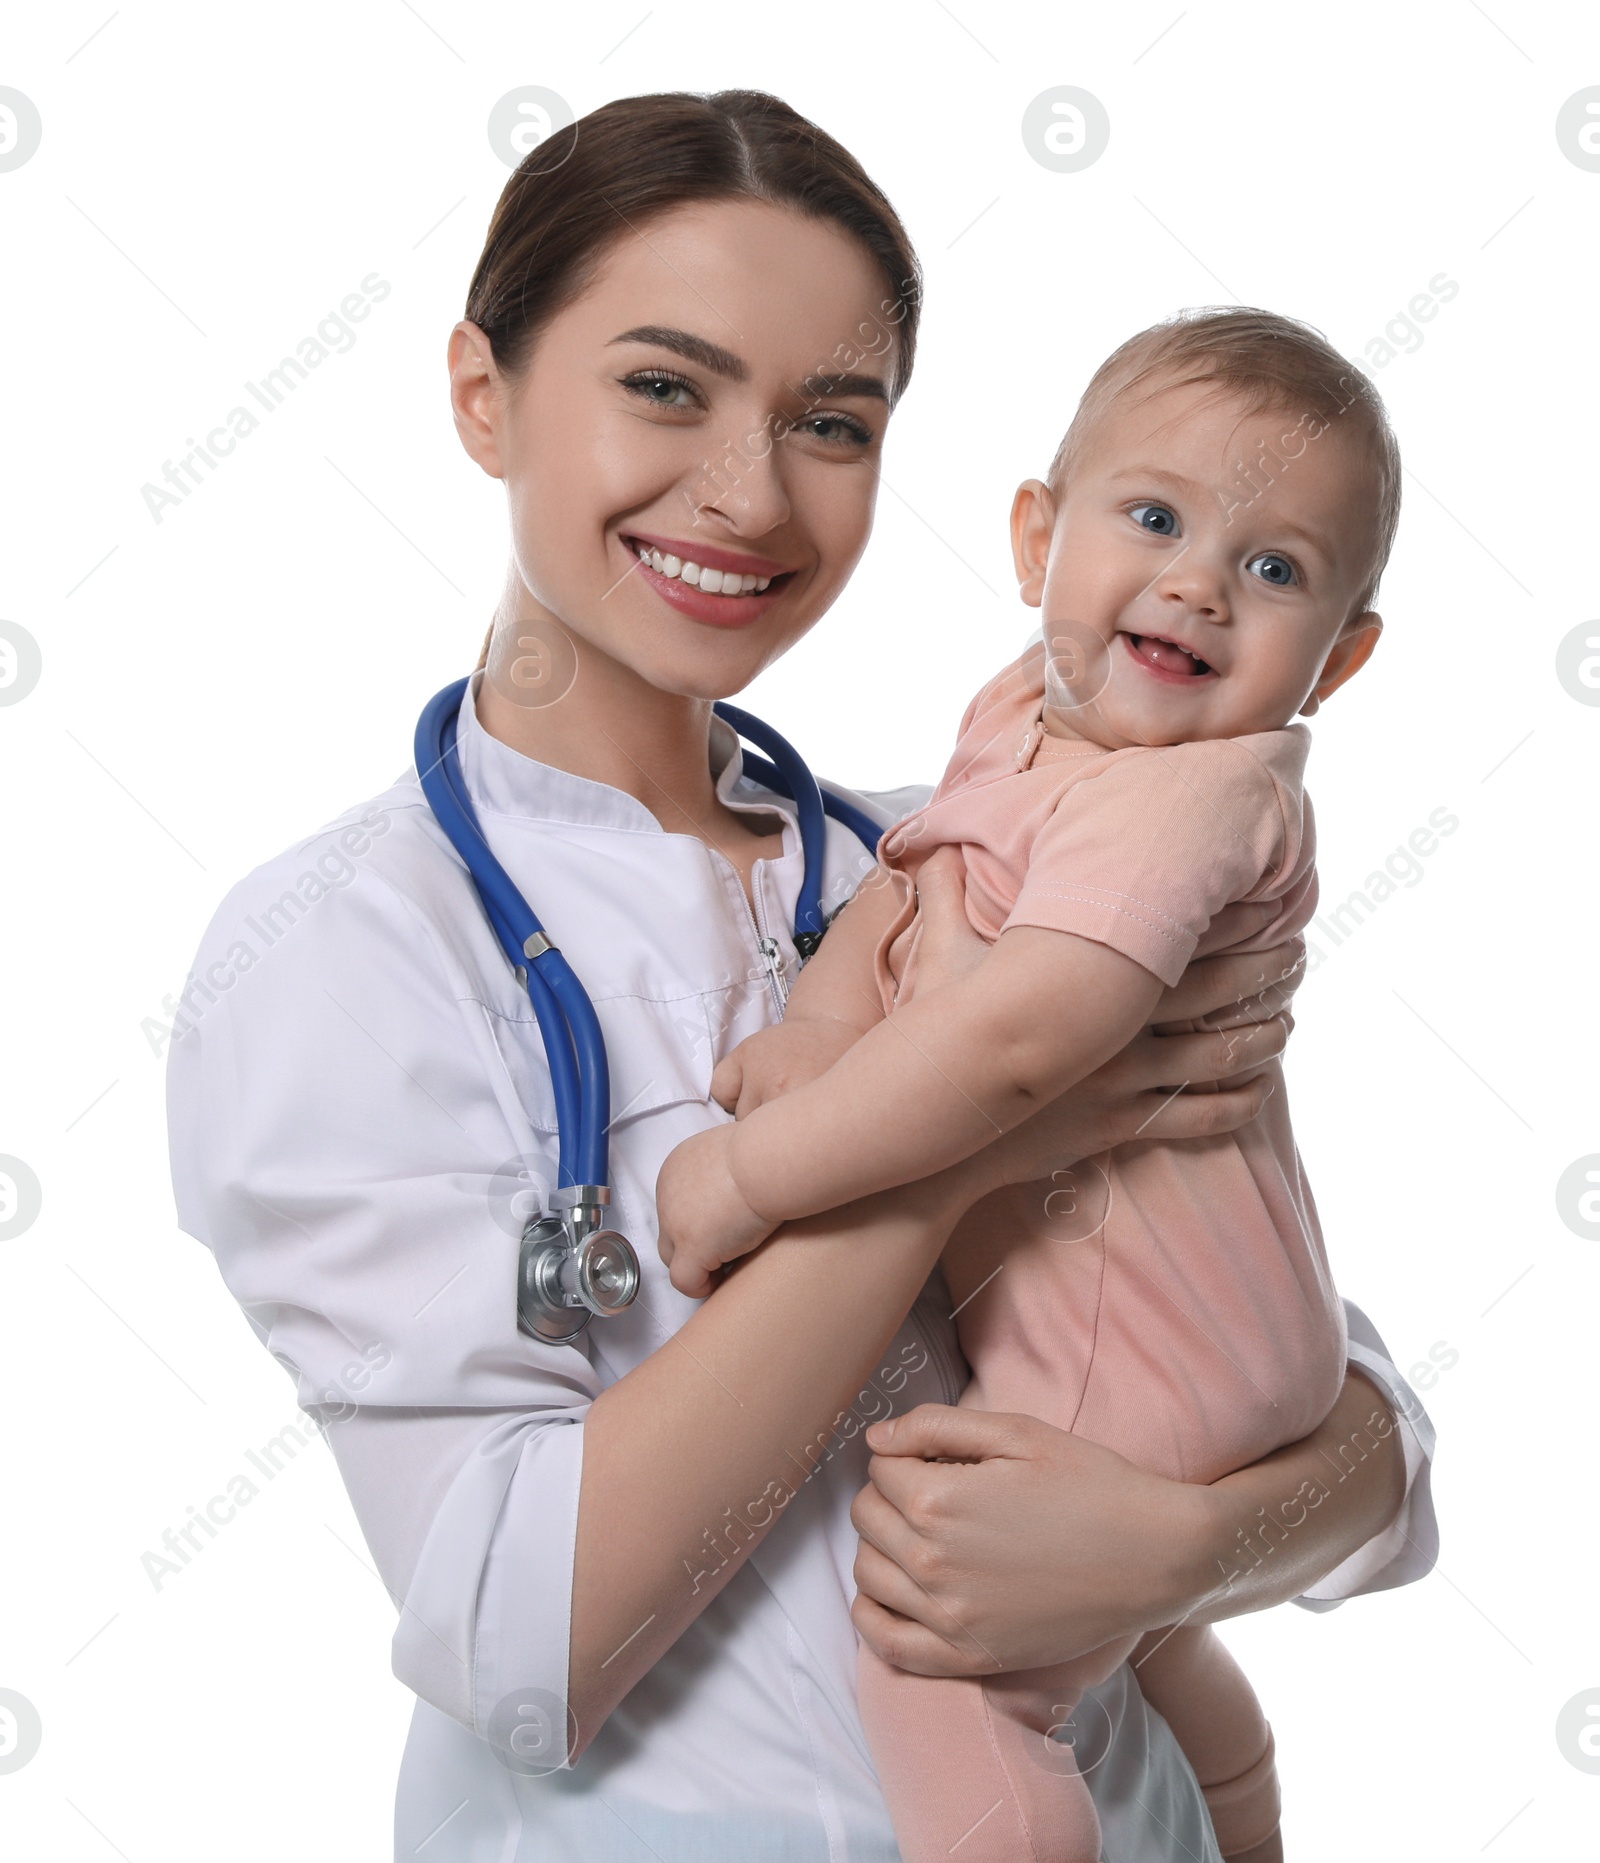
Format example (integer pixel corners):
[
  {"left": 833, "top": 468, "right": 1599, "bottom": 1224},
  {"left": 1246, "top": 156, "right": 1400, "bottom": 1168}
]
[{"left": 465, "top": 88, "right": 921, "bottom": 390}]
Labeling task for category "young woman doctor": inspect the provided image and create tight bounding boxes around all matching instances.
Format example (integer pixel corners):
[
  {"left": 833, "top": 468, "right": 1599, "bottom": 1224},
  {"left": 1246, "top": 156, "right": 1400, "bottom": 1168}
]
[{"left": 166, "top": 92, "right": 1436, "bottom": 1863}]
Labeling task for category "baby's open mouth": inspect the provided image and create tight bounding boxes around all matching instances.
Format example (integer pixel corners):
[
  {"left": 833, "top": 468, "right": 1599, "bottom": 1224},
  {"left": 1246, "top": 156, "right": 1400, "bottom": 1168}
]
[{"left": 1124, "top": 632, "right": 1215, "bottom": 678}]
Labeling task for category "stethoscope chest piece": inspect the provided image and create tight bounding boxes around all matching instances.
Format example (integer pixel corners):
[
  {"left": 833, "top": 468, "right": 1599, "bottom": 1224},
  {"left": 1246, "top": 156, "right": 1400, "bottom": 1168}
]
[{"left": 517, "top": 1187, "right": 641, "bottom": 1343}]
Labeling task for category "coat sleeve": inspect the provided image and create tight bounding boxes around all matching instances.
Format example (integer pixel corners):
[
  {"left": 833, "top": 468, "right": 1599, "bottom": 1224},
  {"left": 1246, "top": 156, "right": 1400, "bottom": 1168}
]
[
  {"left": 1291, "top": 1298, "right": 1439, "bottom": 1608},
  {"left": 164, "top": 853, "right": 598, "bottom": 1754}
]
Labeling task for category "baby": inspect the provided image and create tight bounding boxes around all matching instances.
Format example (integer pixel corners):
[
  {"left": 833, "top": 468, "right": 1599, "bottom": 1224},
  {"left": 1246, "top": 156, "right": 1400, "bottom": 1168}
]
[{"left": 656, "top": 307, "right": 1398, "bottom": 1863}]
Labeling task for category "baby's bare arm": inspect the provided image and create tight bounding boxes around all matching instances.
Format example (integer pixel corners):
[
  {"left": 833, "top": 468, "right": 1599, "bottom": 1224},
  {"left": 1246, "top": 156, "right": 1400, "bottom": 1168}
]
[
  {"left": 785, "top": 869, "right": 903, "bottom": 1032},
  {"left": 712, "top": 871, "right": 903, "bottom": 1118},
  {"left": 727, "top": 924, "right": 1166, "bottom": 1224}
]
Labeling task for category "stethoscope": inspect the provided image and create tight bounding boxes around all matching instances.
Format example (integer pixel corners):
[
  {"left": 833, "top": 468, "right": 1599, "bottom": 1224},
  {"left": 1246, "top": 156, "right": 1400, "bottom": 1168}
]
[{"left": 415, "top": 677, "right": 883, "bottom": 1345}]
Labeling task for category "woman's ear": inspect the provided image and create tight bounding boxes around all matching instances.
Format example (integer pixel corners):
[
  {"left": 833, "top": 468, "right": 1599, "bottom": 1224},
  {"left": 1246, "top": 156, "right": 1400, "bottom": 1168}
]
[
  {"left": 1010, "top": 479, "right": 1057, "bottom": 608},
  {"left": 1301, "top": 612, "right": 1382, "bottom": 716},
  {"left": 448, "top": 321, "right": 507, "bottom": 480}
]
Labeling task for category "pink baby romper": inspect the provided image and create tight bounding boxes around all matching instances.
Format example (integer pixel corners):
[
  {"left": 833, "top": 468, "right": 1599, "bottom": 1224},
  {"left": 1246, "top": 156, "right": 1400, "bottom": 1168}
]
[{"left": 855, "top": 640, "right": 1348, "bottom": 1862}]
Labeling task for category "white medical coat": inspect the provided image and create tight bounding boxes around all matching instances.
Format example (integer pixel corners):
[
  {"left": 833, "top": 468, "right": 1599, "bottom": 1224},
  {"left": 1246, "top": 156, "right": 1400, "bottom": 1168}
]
[{"left": 166, "top": 672, "right": 1438, "bottom": 1862}]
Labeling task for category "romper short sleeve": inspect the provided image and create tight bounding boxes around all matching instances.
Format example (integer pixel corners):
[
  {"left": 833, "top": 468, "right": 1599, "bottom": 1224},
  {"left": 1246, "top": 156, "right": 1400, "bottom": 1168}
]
[{"left": 1004, "top": 730, "right": 1315, "bottom": 987}]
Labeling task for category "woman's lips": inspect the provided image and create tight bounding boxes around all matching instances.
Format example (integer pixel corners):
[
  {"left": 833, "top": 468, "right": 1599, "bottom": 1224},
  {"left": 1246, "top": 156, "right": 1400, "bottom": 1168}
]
[
  {"left": 620, "top": 533, "right": 797, "bottom": 630},
  {"left": 1121, "top": 631, "right": 1216, "bottom": 683}
]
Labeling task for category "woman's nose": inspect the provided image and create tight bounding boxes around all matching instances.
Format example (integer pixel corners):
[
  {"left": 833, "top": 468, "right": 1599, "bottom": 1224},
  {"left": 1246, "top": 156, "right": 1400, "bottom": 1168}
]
[{"left": 683, "top": 432, "right": 793, "bottom": 538}]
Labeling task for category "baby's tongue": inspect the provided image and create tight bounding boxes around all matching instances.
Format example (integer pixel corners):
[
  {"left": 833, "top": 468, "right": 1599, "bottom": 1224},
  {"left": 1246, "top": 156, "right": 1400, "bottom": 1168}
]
[{"left": 1134, "top": 634, "right": 1203, "bottom": 676}]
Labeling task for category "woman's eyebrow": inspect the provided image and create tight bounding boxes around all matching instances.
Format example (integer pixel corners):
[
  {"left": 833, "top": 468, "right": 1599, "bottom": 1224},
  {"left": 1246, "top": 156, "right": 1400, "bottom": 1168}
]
[
  {"left": 799, "top": 371, "right": 889, "bottom": 404},
  {"left": 609, "top": 325, "right": 748, "bottom": 380},
  {"left": 607, "top": 326, "right": 888, "bottom": 403}
]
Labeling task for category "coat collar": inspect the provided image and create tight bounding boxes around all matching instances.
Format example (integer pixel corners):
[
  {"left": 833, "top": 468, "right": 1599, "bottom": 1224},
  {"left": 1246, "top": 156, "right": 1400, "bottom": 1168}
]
[{"left": 453, "top": 669, "right": 801, "bottom": 855}]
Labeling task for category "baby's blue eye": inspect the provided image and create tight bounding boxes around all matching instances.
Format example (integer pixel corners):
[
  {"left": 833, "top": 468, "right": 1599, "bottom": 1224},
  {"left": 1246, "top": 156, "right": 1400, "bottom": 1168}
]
[
  {"left": 1249, "top": 552, "right": 1297, "bottom": 587},
  {"left": 1129, "top": 503, "right": 1179, "bottom": 536}
]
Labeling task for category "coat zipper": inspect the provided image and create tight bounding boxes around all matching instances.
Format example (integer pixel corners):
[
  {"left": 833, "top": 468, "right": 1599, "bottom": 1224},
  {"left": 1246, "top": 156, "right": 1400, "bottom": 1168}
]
[{"left": 749, "top": 866, "right": 791, "bottom": 1020}]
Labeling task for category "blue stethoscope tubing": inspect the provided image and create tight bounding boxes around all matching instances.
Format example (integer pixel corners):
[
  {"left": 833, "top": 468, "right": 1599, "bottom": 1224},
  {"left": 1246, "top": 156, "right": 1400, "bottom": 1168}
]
[
  {"left": 416, "top": 679, "right": 604, "bottom": 1188},
  {"left": 414, "top": 678, "right": 881, "bottom": 1305}
]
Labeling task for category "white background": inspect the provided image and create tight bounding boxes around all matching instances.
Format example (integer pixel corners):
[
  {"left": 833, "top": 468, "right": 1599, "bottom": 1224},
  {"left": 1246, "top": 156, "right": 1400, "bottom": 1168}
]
[{"left": 1, "top": 2, "right": 1596, "bottom": 1857}]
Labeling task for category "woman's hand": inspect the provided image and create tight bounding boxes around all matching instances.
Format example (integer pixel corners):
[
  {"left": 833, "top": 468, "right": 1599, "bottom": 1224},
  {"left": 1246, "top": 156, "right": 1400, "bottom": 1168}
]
[
  {"left": 850, "top": 1367, "right": 1408, "bottom": 1677},
  {"left": 849, "top": 1405, "right": 1203, "bottom": 1674},
  {"left": 947, "top": 941, "right": 1301, "bottom": 1201}
]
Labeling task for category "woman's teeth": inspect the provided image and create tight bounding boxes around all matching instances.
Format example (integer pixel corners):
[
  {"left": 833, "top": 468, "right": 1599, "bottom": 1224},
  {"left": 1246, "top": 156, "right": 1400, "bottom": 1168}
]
[{"left": 632, "top": 541, "right": 771, "bottom": 595}]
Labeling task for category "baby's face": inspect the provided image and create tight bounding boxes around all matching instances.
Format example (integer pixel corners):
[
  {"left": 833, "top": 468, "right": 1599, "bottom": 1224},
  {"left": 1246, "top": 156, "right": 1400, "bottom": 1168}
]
[{"left": 1026, "top": 374, "right": 1382, "bottom": 748}]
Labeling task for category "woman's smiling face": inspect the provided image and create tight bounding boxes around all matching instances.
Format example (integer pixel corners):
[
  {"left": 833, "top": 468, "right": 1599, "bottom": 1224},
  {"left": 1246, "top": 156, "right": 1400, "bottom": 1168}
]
[{"left": 451, "top": 197, "right": 899, "bottom": 702}]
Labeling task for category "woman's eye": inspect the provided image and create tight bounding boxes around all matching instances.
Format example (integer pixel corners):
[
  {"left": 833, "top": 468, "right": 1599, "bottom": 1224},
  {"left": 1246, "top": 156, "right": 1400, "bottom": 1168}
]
[
  {"left": 622, "top": 371, "right": 700, "bottom": 410},
  {"left": 1129, "top": 502, "right": 1179, "bottom": 536},
  {"left": 795, "top": 413, "right": 873, "bottom": 447},
  {"left": 1248, "top": 552, "right": 1298, "bottom": 587}
]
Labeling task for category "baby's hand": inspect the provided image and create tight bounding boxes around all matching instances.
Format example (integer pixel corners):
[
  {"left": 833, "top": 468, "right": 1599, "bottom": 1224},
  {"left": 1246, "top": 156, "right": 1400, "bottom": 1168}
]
[
  {"left": 655, "top": 1124, "right": 778, "bottom": 1299},
  {"left": 710, "top": 1017, "right": 864, "bottom": 1118}
]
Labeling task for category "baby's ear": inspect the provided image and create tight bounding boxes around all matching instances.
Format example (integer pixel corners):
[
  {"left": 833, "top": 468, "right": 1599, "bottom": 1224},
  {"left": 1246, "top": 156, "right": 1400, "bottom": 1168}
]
[
  {"left": 1009, "top": 479, "right": 1056, "bottom": 607},
  {"left": 1302, "top": 611, "right": 1383, "bottom": 716}
]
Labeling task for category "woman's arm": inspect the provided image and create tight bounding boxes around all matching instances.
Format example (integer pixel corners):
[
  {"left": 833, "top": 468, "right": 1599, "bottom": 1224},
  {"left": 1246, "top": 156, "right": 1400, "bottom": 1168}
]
[
  {"left": 570, "top": 1171, "right": 962, "bottom": 1744},
  {"left": 845, "top": 1366, "right": 1408, "bottom": 1678},
  {"left": 570, "top": 856, "right": 1301, "bottom": 1742}
]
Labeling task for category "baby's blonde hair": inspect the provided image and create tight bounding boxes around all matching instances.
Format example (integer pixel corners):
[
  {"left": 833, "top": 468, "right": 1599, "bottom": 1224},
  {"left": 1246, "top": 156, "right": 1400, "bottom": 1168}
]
[{"left": 1047, "top": 307, "right": 1401, "bottom": 617}]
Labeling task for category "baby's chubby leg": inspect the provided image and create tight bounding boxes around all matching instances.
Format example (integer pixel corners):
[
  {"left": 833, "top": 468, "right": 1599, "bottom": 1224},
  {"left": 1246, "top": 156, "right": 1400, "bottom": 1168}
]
[
  {"left": 1131, "top": 1625, "right": 1282, "bottom": 1859},
  {"left": 857, "top": 1639, "right": 1135, "bottom": 1863}
]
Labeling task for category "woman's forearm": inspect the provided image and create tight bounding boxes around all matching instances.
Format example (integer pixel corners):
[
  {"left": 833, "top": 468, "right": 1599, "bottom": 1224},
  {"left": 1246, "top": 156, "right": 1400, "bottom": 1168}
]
[
  {"left": 568, "top": 1168, "right": 968, "bottom": 1747},
  {"left": 1178, "top": 1366, "right": 1408, "bottom": 1623}
]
